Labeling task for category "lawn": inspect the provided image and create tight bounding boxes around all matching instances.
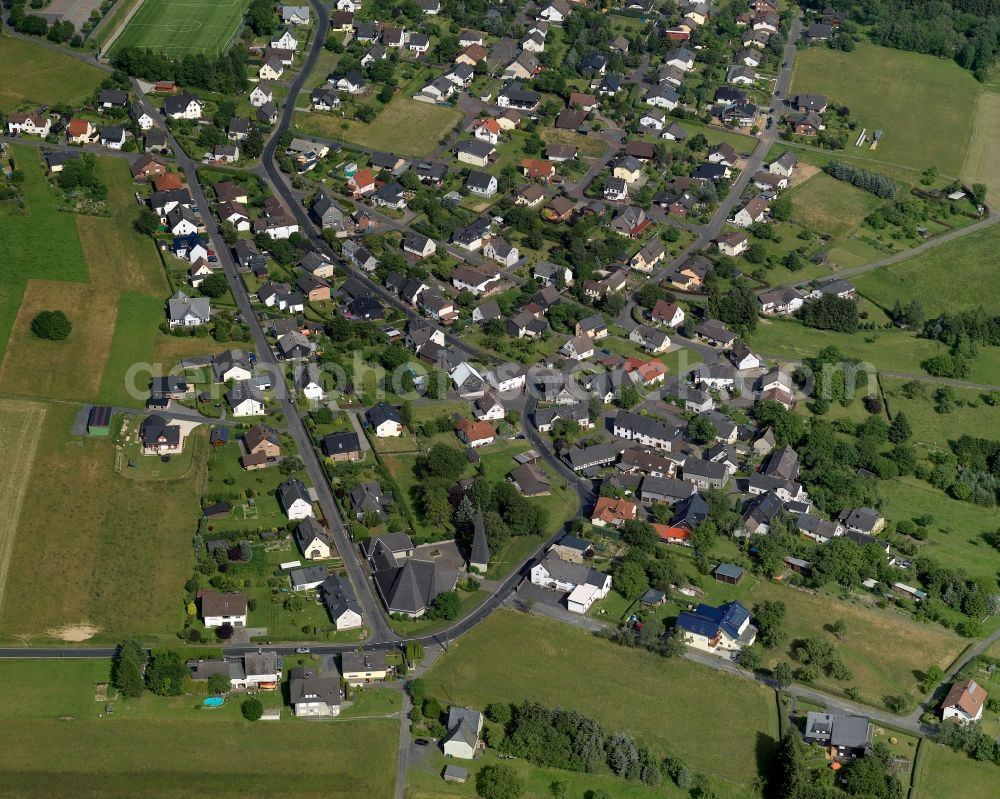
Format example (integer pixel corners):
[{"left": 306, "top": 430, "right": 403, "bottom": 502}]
[
  {"left": 422, "top": 610, "right": 780, "bottom": 790},
  {"left": 962, "top": 89, "right": 1000, "bottom": 201},
  {"left": 0, "top": 403, "right": 203, "bottom": 642},
  {"left": 787, "top": 172, "right": 884, "bottom": 238},
  {"left": 790, "top": 43, "right": 979, "bottom": 175},
  {"left": 0, "top": 152, "right": 168, "bottom": 404},
  {"left": 294, "top": 97, "right": 463, "bottom": 157},
  {"left": 0, "top": 33, "right": 105, "bottom": 113},
  {"left": 108, "top": 0, "right": 253, "bottom": 56},
  {"left": 747, "top": 318, "right": 1000, "bottom": 387},
  {"left": 0, "top": 660, "right": 398, "bottom": 798},
  {"left": 854, "top": 223, "right": 1000, "bottom": 316},
  {"left": 913, "top": 743, "right": 998, "bottom": 799}
]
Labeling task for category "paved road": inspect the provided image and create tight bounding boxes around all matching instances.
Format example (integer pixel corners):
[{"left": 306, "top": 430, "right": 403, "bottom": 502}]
[
  {"left": 788, "top": 210, "right": 1000, "bottom": 287},
  {"left": 661, "top": 12, "right": 804, "bottom": 273},
  {"left": 132, "top": 50, "right": 397, "bottom": 645},
  {"left": 0, "top": 135, "right": 141, "bottom": 162}
]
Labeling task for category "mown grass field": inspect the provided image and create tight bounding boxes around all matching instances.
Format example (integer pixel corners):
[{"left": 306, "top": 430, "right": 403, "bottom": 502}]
[
  {"left": 408, "top": 747, "right": 751, "bottom": 799},
  {"left": 0, "top": 404, "right": 203, "bottom": 642},
  {"left": 0, "top": 146, "right": 89, "bottom": 365},
  {"left": 0, "top": 153, "right": 168, "bottom": 404},
  {"left": 422, "top": 610, "right": 779, "bottom": 790},
  {"left": 0, "top": 660, "right": 398, "bottom": 798},
  {"left": 881, "top": 376, "right": 1000, "bottom": 448},
  {"left": 0, "top": 33, "right": 104, "bottom": 112},
  {"left": 913, "top": 743, "right": 998, "bottom": 799},
  {"left": 790, "top": 43, "right": 979, "bottom": 174},
  {"left": 747, "top": 318, "right": 1000, "bottom": 386},
  {"left": 108, "top": 0, "right": 252, "bottom": 56},
  {"left": 0, "top": 400, "right": 47, "bottom": 613},
  {"left": 854, "top": 223, "right": 1000, "bottom": 316},
  {"left": 962, "top": 90, "right": 1000, "bottom": 201},
  {"left": 293, "top": 97, "right": 464, "bottom": 157},
  {"left": 878, "top": 477, "right": 1000, "bottom": 583},
  {"left": 787, "top": 172, "right": 884, "bottom": 238}
]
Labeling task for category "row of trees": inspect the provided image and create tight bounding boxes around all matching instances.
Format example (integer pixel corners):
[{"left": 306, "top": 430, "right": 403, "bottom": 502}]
[
  {"left": 823, "top": 160, "right": 898, "bottom": 198},
  {"left": 111, "top": 48, "right": 248, "bottom": 95}
]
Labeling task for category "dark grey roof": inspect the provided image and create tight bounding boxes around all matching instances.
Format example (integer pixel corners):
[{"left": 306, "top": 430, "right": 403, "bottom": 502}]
[
  {"left": 714, "top": 563, "right": 744, "bottom": 580},
  {"left": 470, "top": 509, "right": 490, "bottom": 566},
  {"left": 367, "top": 402, "right": 402, "bottom": 427},
  {"left": 289, "top": 666, "right": 340, "bottom": 707},
  {"left": 295, "top": 517, "right": 331, "bottom": 551},
  {"left": 290, "top": 565, "right": 329, "bottom": 589},
  {"left": 277, "top": 477, "right": 311, "bottom": 511},
  {"left": 321, "top": 573, "right": 363, "bottom": 621},
  {"left": 321, "top": 431, "right": 361, "bottom": 457}
]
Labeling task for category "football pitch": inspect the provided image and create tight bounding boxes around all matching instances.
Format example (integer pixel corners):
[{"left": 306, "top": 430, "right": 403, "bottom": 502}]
[{"left": 108, "top": 0, "right": 252, "bottom": 56}]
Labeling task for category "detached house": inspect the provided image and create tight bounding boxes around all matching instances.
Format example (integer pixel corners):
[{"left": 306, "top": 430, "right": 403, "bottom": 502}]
[
  {"left": 367, "top": 403, "right": 404, "bottom": 437},
  {"left": 591, "top": 497, "right": 637, "bottom": 528},
  {"left": 677, "top": 601, "right": 756, "bottom": 654},
  {"left": 278, "top": 478, "right": 313, "bottom": 520},
  {"left": 733, "top": 195, "right": 769, "bottom": 227},
  {"left": 530, "top": 553, "right": 612, "bottom": 613},
  {"left": 200, "top": 591, "right": 248, "bottom": 628},
  {"left": 941, "top": 679, "right": 987, "bottom": 724}
]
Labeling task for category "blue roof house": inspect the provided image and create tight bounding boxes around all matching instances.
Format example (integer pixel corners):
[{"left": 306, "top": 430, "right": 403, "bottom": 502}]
[{"left": 676, "top": 601, "right": 757, "bottom": 655}]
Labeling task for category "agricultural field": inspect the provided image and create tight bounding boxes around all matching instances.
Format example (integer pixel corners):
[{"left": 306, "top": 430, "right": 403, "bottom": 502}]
[
  {"left": 0, "top": 659, "right": 398, "bottom": 798},
  {"left": 0, "top": 151, "right": 168, "bottom": 404},
  {"left": 963, "top": 90, "right": 1000, "bottom": 201},
  {"left": 790, "top": 42, "right": 979, "bottom": 174},
  {"left": 293, "top": 98, "right": 464, "bottom": 157},
  {"left": 108, "top": 0, "right": 253, "bottom": 56},
  {"left": 0, "top": 33, "right": 104, "bottom": 113},
  {"left": 0, "top": 404, "right": 203, "bottom": 642},
  {"left": 854, "top": 223, "right": 1000, "bottom": 316},
  {"left": 422, "top": 610, "right": 779, "bottom": 792}
]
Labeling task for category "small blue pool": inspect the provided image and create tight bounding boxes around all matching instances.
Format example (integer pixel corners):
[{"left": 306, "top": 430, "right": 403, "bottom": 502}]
[{"left": 202, "top": 697, "right": 225, "bottom": 707}]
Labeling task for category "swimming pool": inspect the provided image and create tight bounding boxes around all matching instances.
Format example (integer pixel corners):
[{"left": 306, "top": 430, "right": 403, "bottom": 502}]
[{"left": 202, "top": 696, "right": 225, "bottom": 707}]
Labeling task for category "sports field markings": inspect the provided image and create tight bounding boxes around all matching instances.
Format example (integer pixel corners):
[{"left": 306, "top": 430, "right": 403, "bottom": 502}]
[{"left": 0, "top": 398, "right": 47, "bottom": 615}]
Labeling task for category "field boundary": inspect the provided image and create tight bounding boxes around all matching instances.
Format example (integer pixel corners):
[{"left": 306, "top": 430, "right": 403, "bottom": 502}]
[
  {"left": 96, "top": 0, "right": 148, "bottom": 58},
  {"left": 962, "top": 90, "right": 1000, "bottom": 201},
  {"left": 0, "top": 399, "right": 47, "bottom": 613}
]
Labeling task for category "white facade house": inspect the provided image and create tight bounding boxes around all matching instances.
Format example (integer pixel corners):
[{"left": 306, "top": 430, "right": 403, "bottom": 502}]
[
  {"left": 278, "top": 478, "right": 314, "bottom": 520},
  {"left": 529, "top": 553, "right": 611, "bottom": 613},
  {"left": 676, "top": 601, "right": 757, "bottom": 655},
  {"left": 941, "top": 680, "right": 987, "bottom": 724},
  {"left": 201, "top": 591, "right": 248, "bottom": 628}
]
